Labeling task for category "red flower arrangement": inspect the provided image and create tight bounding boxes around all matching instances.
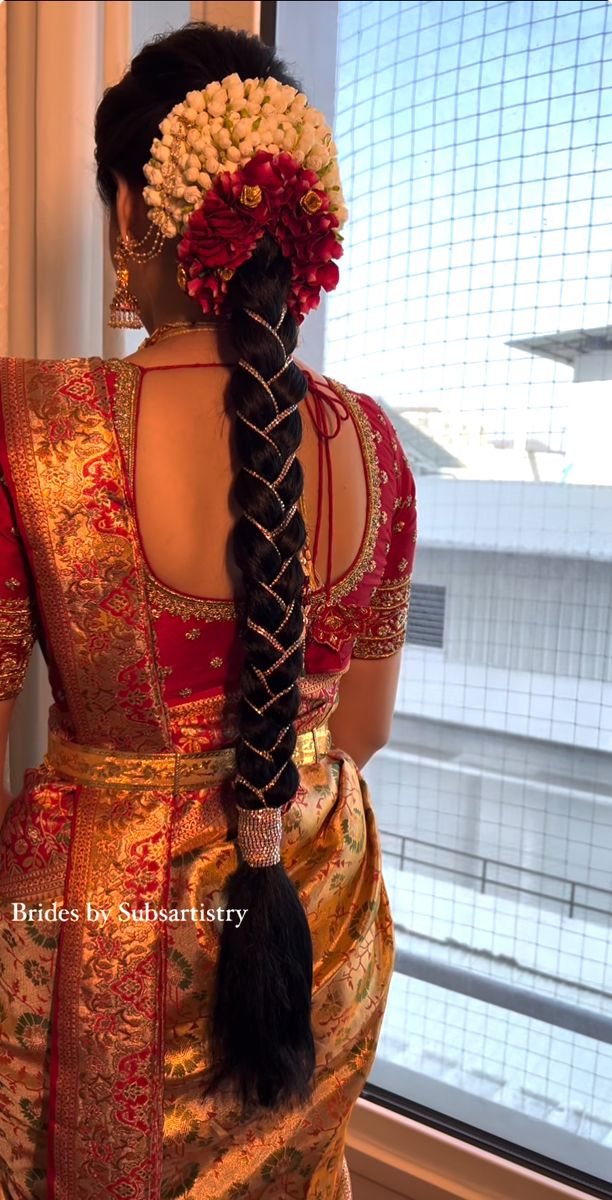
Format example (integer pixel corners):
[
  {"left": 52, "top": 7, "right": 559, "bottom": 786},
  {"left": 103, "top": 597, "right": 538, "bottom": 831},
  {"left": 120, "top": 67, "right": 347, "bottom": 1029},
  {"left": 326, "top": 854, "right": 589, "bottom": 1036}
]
[{"left": 176, "top": 151, "right": 343, "bottom": 323}]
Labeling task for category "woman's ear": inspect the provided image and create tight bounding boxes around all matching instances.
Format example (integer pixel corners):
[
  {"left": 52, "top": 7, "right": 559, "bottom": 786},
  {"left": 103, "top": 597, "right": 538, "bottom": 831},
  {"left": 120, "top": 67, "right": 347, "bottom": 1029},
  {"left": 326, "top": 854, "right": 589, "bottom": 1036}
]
[{"left": 114, "top": 175, "right": 136, "bottom": 243}]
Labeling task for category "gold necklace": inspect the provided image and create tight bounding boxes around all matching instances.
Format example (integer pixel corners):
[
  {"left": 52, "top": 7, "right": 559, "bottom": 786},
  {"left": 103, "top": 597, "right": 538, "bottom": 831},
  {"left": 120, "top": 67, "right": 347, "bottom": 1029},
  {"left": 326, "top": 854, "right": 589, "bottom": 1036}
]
[{"left": 140, "top": 320, "right": 228, "bottom": 349}]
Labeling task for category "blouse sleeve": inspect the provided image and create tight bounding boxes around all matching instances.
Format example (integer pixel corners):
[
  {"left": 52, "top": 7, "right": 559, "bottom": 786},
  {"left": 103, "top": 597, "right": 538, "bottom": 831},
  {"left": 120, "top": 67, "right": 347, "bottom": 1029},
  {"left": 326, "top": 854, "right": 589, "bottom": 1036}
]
[
  {"left": 351, "top": 437, "right": 417, "bottom": 660},
  {"left": 0, "top": 464, "right": 38, "bottom": 699}
]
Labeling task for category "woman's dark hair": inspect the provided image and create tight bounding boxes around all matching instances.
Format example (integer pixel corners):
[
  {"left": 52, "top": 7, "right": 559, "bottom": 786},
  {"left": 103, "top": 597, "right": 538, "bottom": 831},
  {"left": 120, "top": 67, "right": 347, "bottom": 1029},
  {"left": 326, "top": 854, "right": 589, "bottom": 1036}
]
[{"left": 95, "top": 24, "right": 315, "bottom": 1110}]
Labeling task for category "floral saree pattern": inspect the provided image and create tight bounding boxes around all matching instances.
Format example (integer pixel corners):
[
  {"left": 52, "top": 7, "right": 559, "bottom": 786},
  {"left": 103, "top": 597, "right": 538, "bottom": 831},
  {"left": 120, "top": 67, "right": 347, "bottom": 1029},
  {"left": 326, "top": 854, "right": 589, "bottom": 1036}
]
[{"left": 0, "top": 356, "right": 417, "bottom": 1200}]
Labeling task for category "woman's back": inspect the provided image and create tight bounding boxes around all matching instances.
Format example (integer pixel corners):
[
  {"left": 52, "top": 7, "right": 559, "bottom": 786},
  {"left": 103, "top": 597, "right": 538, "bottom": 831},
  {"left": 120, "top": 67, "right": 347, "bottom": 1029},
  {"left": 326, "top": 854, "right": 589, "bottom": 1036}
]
[{"left": 125, "top": 333, "right": 369, "bottom": 606}]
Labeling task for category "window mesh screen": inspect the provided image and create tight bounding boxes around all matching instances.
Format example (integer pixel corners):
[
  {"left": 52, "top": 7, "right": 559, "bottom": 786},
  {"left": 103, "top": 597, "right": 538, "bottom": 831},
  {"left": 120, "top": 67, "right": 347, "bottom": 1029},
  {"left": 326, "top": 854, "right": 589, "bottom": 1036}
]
[
  {"left": 326, "top": 0, "right": 612, "bottom": 1188},
  {"left": 328, "top": 0, "right": 612, "bottom": 488}
]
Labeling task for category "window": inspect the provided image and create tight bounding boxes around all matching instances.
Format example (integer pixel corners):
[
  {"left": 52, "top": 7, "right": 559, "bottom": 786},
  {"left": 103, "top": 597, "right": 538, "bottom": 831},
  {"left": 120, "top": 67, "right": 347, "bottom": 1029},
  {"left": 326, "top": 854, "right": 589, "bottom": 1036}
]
[
  {"left": 406, "top": 583, "right": 445, "bottom": 648},
  {"left": 277, "top": 2, "right": 612, "bottom": 1193}
]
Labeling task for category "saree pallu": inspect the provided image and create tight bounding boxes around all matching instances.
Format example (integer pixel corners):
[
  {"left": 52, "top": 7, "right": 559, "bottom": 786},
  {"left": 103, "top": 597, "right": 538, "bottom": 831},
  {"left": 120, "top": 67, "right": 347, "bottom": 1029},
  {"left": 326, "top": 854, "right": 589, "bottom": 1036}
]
[{"left": 0, "top": 731, "right": 394, "bottom": 1200}]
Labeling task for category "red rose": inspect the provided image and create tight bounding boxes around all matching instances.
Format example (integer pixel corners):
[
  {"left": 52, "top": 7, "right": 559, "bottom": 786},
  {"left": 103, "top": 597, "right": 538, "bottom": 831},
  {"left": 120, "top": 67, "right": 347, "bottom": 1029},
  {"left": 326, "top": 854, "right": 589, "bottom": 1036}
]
[{"left": 176, "top": 149, "right": 344, "bottom": 321}]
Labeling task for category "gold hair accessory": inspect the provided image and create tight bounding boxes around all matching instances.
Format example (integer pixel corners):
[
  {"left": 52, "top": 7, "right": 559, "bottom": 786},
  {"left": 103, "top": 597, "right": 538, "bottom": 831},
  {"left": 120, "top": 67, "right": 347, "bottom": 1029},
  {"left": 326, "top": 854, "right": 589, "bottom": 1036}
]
[
  {"left": 238, "top": 307, "right": 293, "bottom": 411},
  {"left": 123, "top": 223, "right": 165, "bottom": 263},
  {"left": 177, "top": 264, "right": 189, "bottom": 292},
  {"left": 240, "top": 184, "right": 263, "bottom": 209},
  {"left": 300, "top": 190, "right": 323, "bottom": 215},
  {"left": 236, "top": 804, "right": 284, "bottom": 868},
  {"left": 218, "top": 266, "right": 235, "bottom": 283}
]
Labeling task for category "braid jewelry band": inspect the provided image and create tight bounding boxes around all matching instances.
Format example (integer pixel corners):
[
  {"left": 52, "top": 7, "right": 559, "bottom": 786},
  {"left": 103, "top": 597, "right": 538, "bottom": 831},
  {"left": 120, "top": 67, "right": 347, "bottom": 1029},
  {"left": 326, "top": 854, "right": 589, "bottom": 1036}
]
[{"left": 237, "top": 805, "right": 284, "bottom": 868}]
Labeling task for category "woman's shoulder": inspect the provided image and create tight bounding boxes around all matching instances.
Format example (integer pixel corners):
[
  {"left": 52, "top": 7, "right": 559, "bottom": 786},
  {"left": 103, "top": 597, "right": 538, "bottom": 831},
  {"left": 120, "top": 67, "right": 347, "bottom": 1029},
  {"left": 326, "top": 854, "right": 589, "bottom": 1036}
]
[{"left": 298, "top": 359, "right": 414, "bottom": 480}]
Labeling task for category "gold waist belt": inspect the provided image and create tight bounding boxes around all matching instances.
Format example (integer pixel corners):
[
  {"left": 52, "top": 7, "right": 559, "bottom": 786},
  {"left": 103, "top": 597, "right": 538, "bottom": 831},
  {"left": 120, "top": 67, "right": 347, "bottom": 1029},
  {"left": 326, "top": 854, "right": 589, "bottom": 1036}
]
[{"left": 44, "top": 722, "right": 332, "bottom": 791}]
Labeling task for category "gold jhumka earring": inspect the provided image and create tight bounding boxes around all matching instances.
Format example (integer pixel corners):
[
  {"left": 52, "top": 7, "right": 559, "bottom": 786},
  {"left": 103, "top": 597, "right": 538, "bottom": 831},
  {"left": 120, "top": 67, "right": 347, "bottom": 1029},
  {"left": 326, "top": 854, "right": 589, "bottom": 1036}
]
[{"left": 108, "top": 224, "right": 165, "bottom": 329}]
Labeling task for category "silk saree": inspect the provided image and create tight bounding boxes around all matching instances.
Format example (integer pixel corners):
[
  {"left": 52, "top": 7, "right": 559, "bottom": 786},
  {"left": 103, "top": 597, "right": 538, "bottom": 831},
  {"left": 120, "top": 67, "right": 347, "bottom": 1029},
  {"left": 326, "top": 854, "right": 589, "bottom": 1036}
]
[{"left": 0, "top": 356, "right": 417, "bottom": 1200}]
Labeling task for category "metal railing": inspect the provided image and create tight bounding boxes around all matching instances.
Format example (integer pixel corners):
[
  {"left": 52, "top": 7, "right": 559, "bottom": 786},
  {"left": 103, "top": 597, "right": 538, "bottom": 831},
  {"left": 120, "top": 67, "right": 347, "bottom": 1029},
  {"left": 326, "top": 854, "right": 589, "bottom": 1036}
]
[
  {"left": 392, "top": 947, "right": 612, "bottom": 1044},
  {"left": 379, "top": 830, "right": 612, "bottom": 922}
]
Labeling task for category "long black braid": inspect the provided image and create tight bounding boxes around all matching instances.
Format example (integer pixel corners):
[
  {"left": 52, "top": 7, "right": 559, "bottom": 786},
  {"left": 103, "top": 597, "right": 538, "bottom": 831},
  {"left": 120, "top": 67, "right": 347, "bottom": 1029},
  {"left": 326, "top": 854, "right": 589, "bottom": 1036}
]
[{"left": 206, "top": 234, "right": 315, "bottom": 1108}]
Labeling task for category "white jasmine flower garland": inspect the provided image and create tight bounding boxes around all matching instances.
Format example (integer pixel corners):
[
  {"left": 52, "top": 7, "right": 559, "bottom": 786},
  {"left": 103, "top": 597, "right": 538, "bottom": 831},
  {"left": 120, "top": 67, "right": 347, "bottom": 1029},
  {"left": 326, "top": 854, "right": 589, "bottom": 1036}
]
[{"left": 142, "top": 74, "right": 347, "bottom": 239}]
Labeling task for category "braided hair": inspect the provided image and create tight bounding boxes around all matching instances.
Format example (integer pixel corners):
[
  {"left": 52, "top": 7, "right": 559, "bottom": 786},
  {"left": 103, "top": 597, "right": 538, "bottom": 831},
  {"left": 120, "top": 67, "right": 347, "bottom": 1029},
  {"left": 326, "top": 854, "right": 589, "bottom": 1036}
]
[
  {"left": 211, "top": 235, "right": 314, "bottom": 1107},
  {"left": 95, "top": 25, "right": 316, "bottom": 1109}
]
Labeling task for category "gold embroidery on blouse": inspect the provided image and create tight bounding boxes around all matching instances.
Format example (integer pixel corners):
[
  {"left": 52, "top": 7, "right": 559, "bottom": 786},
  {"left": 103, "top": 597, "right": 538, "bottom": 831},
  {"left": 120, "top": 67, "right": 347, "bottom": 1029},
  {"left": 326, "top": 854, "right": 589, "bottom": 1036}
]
[
  {"left": 0, "top": 597, "right": 36, "bottom": 697},
  {"left": 178, "top": 687, "right": 193, "bottom": 697},
  {"left": 351, "top": 576, "right": 412, "bottom": 659},
  {"left": 373, "top": 576, "right": 412, "bottom": 601},
  {"left": 0, "top": 597, "right": 35, "bottom": 632},
  {"left": 145, "top": 573, "right": 239, "bottom": 622},
  {"left": 0, "top": 651, "right": 28, "bottom": 697},
  {"left": 209, "top": 656, "right": 223, "bottom": 668},
  {"left": 185, "top": 627, "right": 201, "bottom": 640},
  {"left": 4, "top": 577, "right": 20, "bottom": 590}
]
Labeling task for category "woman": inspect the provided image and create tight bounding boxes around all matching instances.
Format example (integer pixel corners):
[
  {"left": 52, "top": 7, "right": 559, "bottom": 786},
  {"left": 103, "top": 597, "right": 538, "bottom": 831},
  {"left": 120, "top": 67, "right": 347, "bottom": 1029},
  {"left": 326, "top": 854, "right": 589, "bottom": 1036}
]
[{"left": 0, "top": 22, "right": 417, "bottom": 1200}]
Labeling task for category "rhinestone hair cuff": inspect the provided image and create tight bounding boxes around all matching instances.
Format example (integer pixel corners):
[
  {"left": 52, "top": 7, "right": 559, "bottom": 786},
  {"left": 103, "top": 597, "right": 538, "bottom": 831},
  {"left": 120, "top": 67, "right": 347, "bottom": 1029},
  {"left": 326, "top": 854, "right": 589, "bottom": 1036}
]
[{"left": 237, "top": 805, "right": 284, "bottom": 868}]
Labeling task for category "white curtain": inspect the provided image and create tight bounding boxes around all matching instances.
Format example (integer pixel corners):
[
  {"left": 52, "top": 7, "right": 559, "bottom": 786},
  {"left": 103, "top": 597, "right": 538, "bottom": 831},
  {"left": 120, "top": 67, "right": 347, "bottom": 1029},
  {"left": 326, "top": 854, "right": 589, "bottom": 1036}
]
[
  {"left": 191, "top": 1, "right": 261, "bottom": 33},
  {"left": 2, "top": 0, "right": 132, "bottom": 794}
]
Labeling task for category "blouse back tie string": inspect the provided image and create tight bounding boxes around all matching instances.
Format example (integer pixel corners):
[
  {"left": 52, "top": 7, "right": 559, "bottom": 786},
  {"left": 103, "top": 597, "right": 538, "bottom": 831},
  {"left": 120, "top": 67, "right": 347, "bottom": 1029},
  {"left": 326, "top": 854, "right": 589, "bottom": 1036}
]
[{"left": 302, "top": 373, "right": 351, "bottom": 599}]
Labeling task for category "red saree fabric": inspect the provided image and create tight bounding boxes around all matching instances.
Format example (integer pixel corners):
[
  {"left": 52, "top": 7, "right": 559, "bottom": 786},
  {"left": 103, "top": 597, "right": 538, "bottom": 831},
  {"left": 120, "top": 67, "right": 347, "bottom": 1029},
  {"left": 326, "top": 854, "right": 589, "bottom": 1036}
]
[{"left": 0, "top": 356, "right": 417, "bottom": 1199}]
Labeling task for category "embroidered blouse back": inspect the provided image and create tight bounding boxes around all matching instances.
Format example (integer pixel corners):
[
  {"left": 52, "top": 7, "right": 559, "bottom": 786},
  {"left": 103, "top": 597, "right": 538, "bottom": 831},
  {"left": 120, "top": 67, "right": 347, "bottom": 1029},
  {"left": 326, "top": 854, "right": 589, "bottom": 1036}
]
[{"left": 0, "top": 356, "right": 417, "bottom": 752}]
